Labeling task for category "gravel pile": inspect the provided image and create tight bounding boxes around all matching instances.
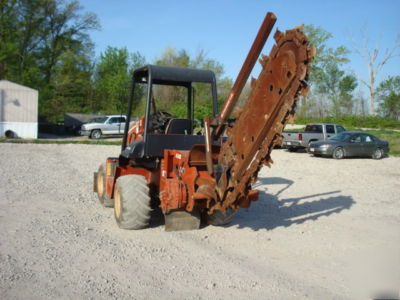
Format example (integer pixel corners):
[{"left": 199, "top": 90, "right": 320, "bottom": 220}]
[{"left": 0, "top": 143, "right": 399, "bottom": 299}]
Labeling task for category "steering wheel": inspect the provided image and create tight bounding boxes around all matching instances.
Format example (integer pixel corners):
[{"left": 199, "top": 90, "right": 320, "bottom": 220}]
[{"left": 149, "top": 111, "right": 175, "bottom": 133}]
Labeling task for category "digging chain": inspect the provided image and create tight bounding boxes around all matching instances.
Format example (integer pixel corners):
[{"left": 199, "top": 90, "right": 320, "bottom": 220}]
[{"left": 215, "top": 27, "right": 315, "bottom": 211}]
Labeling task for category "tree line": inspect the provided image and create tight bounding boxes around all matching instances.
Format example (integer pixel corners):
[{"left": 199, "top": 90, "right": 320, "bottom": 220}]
[
  {"left": 300, "top": 25, "right": 400, "bottom": 120},
  {"left": 1, "top": 0, "right": 399, "bottom": 123}
]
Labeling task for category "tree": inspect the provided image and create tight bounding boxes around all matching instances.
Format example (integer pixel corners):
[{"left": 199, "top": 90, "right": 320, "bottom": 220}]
[
  {"left": 377, "top": 76, "right": 400, "bottom": 120},
  {"left": 0, "top": 0, "right": 100, "bottom": 121},
  {"left": 315, "top": 63, "right": 357, "bottom": 116},
  {"left": 338, "top": 74, "right": 358, "bottom": 114},
  {"left": 301, "top": 25, "right": 355, "bottom": 118},
  {"left": 0, "top": 0, "right": 19, "bottom": 80},
  {"left": 94, "top": 47, "right": 146, "bottom": 114},
  {"left": 51, "top": 49, "right": 94, "bottom": 118},
  {"left": 38, "top": 0, "right": 99, "bottom": 85},
  {"left": 351, "top": 28, "right": 400, "bottom": 115},
  {"left": 154, "top": 47, "right": 232, "bottom": 120},
  {"left": 303, "top": 25, "right": 349, "bottom": 84},
  {"left": 352, "top": 90, "right": 368, "bottom": 116}
]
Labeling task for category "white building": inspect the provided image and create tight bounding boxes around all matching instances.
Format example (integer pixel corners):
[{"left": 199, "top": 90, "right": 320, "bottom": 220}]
[{"left": 0, "top": 80, "right": 38, "bottom": 139}]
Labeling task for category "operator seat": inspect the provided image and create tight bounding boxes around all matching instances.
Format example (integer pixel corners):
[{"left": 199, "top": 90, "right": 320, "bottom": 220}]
[{"left": 165, "top": 119, "right": 192, "bottom": 135}]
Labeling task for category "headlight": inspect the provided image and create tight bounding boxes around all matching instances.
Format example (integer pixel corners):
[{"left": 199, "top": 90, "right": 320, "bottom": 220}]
[{"left": 320, "top": 144, "right": 332, "bottom": 149}]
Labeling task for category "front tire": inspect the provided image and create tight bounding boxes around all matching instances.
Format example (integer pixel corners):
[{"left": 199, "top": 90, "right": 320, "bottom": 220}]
[
  {"left": 372, "top": 148, "right": 383, "bottom": 160},
  {"left": 207, "top": 208, "right": 236, "bottom": 226},
  {"left": 333, "top": 147, "right": 345, "bottom": 159},
  {"left": 114, "top": 175, "right": 151, "bottom": 230},
  {"left": 90, "top": 129, "right": 102, "bottom": 139}
]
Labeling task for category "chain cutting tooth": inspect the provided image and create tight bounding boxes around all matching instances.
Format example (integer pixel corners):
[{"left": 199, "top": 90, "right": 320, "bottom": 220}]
[
  {"left": 273, "top": 30, "right": 284, "bottom": 43},
  {"left": 259, "top": 54, "right": 270, "bottom": 68}
]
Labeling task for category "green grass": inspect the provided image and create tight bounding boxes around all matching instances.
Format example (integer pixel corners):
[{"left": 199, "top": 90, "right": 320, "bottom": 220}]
[
  {"left": 295, "top": 115, "right": 400, "bottom": 130},
  {"left": 0, "top": 138, "right": 122, "bottom": 146}
]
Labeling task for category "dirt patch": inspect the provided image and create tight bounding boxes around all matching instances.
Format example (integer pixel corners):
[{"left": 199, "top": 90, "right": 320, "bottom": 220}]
[{"left": 0, "top": 143, "right": 399, "bottom": 299}]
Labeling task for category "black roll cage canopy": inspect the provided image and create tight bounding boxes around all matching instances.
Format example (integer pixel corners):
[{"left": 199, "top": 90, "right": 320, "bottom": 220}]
[{"left": 122, "top": 65, "right": 219, "bottom": 151}]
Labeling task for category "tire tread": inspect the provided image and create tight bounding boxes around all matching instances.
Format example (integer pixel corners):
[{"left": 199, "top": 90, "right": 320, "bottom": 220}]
[{"left": 115, "top": 175, "right": 151, "bottom": 230}]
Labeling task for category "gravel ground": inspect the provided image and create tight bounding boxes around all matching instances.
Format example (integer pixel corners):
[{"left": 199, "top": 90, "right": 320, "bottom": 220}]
[{"left": 0, "top": 143, "right": 399, "bottom": 299}]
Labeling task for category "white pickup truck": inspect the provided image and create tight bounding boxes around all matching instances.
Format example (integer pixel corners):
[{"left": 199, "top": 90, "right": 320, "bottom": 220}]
[
  {"left": 282, "top": 123, "right": 346, "bottom": 152},
  {"left": 80, "top": 115, "right": 127, "bottom": 139}
]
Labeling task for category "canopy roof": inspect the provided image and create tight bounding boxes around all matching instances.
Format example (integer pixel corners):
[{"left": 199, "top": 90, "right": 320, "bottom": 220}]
[{"left": 133, "top": 65, "right": 216, "bottom": 86}]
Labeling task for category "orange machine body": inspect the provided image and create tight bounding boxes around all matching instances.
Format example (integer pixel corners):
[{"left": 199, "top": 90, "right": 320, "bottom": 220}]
[{"left": 103, "top": 124, "right": 259, "bottom": 214}]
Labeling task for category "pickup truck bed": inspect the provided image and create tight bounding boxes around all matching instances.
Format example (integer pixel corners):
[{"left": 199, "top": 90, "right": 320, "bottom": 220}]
[{"left": 282, "top": 123, "right": 346, "bottom": 151}]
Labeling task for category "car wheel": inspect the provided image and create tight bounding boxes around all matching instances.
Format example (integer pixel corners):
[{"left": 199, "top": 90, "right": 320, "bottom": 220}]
[
  {"left": 288, "top": 147, "right": 298, "bottom": 152},
  {"left": 333, "top": 147, "right": 344, "bottom": 159},
  {"left": 5, "top": 130, "right": 16, "bottom": 138},
  {"left": 372, "top": 148, "right": 383, "bottom": 160},
  {"left": 90, "top": 129, "right": 101, "bottom": 139}
]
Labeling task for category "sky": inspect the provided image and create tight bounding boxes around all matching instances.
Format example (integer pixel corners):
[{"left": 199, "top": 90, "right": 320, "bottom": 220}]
[{"left": 80, "top": 0, "right": 400, "bottom": 91}]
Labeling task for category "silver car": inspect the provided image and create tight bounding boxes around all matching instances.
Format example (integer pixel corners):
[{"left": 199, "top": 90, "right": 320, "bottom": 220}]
[{"left": 80, "top": 115, "right": 126, "bottom": 139}]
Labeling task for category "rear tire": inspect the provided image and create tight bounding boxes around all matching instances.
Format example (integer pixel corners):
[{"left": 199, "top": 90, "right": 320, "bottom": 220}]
[
  {"left": 114, "top": 175, "right": 151, "bottom": 230},
  {"left": 372, "top": 148, "right": 383, "bottom": 160},
  {"left": 333, "top": 147, "right": 345, "bottom": 159},
  {"left": 96, "top": 164, "right": 113, "bottom": 207},
  {"left": 207, "top": 208, "right": 236, "bottom": 226}
]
